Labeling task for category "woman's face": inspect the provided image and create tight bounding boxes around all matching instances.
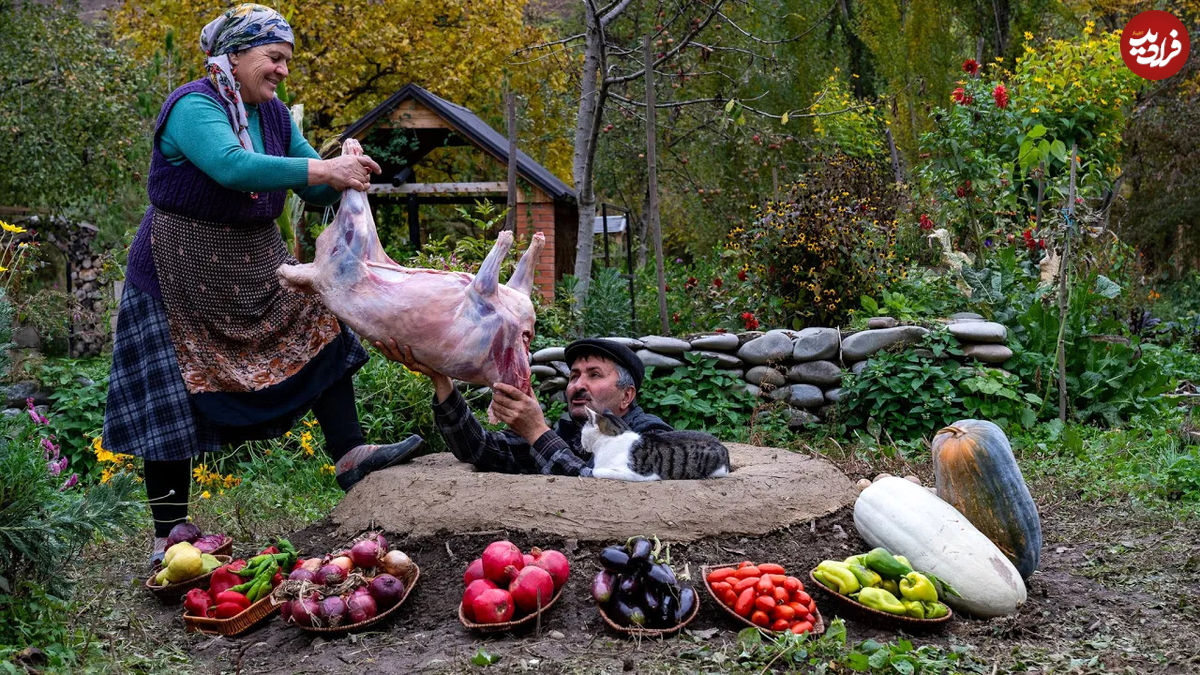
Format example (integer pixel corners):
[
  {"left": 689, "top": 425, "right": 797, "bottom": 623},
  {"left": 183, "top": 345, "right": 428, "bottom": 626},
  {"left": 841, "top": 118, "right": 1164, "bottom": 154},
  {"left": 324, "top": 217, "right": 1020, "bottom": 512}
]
[{"left": 230, "top": 43, "right": 292, "bottom": 105}]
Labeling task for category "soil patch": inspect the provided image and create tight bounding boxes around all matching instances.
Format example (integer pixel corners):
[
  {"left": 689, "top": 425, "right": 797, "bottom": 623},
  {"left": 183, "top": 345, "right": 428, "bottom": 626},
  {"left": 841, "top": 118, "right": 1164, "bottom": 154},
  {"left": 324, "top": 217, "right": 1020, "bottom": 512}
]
[{"left": 331, "top": 443, "right": 859, "bottom": 542}]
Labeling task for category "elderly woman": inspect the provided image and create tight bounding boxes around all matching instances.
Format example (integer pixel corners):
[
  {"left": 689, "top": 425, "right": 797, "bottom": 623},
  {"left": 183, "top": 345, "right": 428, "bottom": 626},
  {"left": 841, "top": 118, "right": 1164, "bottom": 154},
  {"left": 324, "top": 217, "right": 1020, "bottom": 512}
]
[{"left": 103, "top": 4, "right": 421, "bottom": 566}]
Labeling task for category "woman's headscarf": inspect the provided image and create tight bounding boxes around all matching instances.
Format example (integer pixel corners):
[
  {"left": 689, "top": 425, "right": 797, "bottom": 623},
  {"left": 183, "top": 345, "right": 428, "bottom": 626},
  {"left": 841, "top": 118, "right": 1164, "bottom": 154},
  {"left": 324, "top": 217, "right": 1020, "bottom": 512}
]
[{"left": 199, "top": 4, "right": 294, "bottom": 153}]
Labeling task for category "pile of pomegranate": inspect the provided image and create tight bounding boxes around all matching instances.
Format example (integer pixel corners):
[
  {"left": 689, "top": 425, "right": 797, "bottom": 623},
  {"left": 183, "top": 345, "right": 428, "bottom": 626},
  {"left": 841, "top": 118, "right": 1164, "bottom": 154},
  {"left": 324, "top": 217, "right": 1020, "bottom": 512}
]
[
  {"left": 461, "top": 540, "right": 570, "bottom": 624},
  {"left": 276, "top": 533, "right": 415, "bottom": 629}
]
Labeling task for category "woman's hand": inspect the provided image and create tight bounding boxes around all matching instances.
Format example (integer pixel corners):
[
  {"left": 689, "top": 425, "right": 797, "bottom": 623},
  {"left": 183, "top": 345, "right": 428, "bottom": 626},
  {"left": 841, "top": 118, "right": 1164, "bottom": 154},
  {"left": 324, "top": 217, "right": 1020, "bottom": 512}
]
[{"left": 309, "top": 154, "right": 382, "bottom": 192}]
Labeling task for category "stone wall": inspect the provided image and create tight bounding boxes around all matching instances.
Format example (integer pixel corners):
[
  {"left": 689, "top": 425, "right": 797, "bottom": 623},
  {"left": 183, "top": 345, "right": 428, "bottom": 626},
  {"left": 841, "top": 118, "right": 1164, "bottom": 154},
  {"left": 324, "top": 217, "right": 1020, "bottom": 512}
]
[{"left": 530, "top": 314, "right": 1012, "bottom": 429}]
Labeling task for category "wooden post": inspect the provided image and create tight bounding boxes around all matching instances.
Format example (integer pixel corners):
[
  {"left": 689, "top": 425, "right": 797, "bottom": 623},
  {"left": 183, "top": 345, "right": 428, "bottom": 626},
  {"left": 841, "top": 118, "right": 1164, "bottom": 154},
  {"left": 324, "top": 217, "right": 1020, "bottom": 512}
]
[
  {"left": 1056, "top": 143, "right": 1077, "bottom": 423},
  {"left": 504, "top": 89, "right": 518, "bottom": 233},
  {"left": 644, "top": 35, "right": 668, "bottom": 334}
]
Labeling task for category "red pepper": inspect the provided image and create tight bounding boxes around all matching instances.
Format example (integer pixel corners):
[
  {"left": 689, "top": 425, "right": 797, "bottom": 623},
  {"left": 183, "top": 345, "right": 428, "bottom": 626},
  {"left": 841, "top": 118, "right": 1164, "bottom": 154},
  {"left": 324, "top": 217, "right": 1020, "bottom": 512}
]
[
  {"left": 214, "top": 602, "right": 245, "bottom": 619},
  {"left": 209, "top": 562, "right": 247, "bottom": 600},
  {"left": 184, "top": 588, "right": 212, "bottom": 617},
  {"left": 215, "top": 590, "right": 251, "bottom": 610},
  {"left": 271, "top": 572, "right": 283, "bottom": 588},
  {"left": 258, "top": 545, "right": 280, "bottom": 556}
]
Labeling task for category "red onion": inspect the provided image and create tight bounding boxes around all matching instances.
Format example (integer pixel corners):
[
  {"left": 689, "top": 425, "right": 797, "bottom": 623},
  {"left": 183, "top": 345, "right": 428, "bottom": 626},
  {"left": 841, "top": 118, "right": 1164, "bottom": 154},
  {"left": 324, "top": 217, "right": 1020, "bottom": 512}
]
[
  {"left": 347, "top": 593, "right": 377, "bottom": 623},
  {"left": 368, "top": 574, "right": 405, "bottom": 609},
  {"left": 350, "top": 540, "right": 380, "bottom": 569},
  {"left": 319, "top": 595, "right": 348, "bottom": 627},
  {"left": 317, "top": 564, "right": 346, "bottom": 585}
]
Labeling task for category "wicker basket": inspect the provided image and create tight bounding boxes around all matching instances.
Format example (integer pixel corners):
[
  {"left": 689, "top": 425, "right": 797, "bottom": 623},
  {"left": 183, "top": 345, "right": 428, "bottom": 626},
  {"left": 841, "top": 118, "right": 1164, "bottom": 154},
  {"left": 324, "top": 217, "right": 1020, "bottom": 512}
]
[
  {"left": 595, "top": 589, "right": 700, "bottom": 638},
  {"left": 701, "top": 563, "right": 826, "bottom": 636},
  {"left": 458, "top": 583, "right": 565, "bottom": 633},
  {"left": 211, "top": 536, "right": 233, "bottom": 558},
  {"left": 291, "top": 564, "right": 420, "bottom": 636},
  {"left": 145, "top": 555, "right": 231, "bottom": 604},
  {"left": 807, "top": 569, "right": 953, "bottom": 628},
  {"left": 183, "top": 593, "right": 278, "bottom": 636}
]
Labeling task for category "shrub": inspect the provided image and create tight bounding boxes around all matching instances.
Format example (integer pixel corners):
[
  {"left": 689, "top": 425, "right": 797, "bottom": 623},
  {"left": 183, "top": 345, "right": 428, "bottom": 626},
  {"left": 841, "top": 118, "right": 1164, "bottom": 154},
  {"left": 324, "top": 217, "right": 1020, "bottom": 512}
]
[
  {"left": 639, "top": 353, "right": 760, "bottom": 441},
  {"left": 728, "top": 155, "right": 904, "bottom": 328}
]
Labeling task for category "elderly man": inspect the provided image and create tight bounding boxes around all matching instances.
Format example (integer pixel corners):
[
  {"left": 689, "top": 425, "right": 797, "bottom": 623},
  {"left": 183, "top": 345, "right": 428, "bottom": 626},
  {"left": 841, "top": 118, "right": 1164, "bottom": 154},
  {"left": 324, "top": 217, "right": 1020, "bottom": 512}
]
[{"left": 380, "top": 338, "right": 671, "bottom": 475}]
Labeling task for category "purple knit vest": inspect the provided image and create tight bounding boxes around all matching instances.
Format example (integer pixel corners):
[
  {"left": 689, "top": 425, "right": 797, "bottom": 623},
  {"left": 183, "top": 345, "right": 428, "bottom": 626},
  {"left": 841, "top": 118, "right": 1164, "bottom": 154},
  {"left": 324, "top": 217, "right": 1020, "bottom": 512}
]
[{"left": 125, "top": 79, "right": 291, "bottom": 298}]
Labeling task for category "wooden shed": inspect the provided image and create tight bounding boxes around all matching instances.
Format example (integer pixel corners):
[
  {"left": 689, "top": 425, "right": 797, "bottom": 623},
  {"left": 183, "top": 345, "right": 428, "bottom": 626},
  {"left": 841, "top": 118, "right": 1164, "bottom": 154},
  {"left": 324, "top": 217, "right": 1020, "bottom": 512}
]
[{"left": 334, "top": 84, "right": 577, "bottom": 299}]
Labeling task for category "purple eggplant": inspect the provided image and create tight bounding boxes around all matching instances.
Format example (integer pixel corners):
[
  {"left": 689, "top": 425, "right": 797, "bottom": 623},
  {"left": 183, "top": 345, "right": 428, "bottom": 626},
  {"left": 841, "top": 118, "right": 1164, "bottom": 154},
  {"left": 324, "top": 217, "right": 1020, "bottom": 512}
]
[
  {"left": 646, "top": 562, "right": 677, "bottom": 588},
  {"left": 614, "top": 599, "right": 646, "bottom": 627},
  {"left": 600, "top": 546, "right": 631, "bottom": 572},
  {"left": 656, "top": 593, "right": 679, "bottom": 628},
  {"left": 675, "top": 584, "right": 697, "bottom": 622},
  {"left": 592, "top": 570, "right": 616, "bottom": 604},
  {"left": 641, "top": 587, "right": 661, "bottom": 613}
]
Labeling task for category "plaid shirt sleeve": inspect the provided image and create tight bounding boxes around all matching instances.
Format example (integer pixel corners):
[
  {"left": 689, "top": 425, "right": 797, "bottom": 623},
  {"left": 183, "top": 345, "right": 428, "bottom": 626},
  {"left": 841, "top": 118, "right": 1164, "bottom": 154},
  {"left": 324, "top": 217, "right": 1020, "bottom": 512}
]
[{"left": 432, "top": 389, "right": 590, "bottom": 476}]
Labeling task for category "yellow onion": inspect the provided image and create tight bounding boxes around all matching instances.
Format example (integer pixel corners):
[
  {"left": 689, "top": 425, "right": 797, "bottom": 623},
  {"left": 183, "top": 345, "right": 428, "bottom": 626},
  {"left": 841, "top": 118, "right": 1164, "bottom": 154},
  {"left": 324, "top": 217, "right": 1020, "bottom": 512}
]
[{"left": 380, "top": 549, "right": 413, "bottom": 578}]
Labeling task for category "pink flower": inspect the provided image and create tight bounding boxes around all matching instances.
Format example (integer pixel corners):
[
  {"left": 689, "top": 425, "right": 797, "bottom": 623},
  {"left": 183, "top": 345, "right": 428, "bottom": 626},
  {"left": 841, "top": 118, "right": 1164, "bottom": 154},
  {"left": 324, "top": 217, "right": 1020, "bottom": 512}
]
[
  {"left": 951, "top": 87, "right": 974, "bottom": 106},
  {"left": 41, "top": 436, "right": 59, "bottom": 458},
  {"left": 962, "top": 59, "right": 980, "bottom": 76},
  {"left": 48, "top": 456, "right": 68, "bottom": 477},
  {"left": 59, "top": 473, "right": 79, "bottom": 491},
  {"left": 993, "top": 84, "right": 1009, "bottom": 109}
]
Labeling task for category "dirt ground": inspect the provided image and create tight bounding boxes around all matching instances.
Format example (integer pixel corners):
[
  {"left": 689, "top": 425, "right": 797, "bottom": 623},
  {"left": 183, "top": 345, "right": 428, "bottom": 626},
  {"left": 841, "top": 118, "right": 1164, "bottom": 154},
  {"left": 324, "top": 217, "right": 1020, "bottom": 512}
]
[{"left": 111, "top": 491, "right": 1200, "bottom": 674}]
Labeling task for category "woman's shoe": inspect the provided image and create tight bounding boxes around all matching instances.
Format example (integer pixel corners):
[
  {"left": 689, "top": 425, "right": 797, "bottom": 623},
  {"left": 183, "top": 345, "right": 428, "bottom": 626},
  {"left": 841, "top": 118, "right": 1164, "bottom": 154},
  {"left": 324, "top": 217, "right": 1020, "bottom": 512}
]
[{"left": 336, "top": 435, "right": 424, "bottom": 492}]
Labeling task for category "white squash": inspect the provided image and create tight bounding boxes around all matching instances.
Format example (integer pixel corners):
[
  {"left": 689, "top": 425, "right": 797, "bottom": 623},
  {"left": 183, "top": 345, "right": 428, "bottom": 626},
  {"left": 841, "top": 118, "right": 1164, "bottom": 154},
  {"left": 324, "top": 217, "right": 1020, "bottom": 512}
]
[{"left": 853, "top": 476, "right": 1026, "bottom": 618}]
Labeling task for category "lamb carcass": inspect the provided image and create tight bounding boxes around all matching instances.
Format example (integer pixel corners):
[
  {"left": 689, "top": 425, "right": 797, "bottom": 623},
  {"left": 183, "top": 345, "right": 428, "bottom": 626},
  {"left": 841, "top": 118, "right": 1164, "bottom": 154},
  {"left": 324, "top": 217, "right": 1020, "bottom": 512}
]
[{"left": 277, "top": 139, "right": 542, "bottom": 406}]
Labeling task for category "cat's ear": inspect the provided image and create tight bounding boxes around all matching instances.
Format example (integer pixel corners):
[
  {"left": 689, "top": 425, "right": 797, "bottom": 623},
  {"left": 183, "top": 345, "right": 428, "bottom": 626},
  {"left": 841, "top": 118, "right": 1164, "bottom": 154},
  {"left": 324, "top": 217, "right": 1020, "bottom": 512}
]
[{"left": 584, "top": 407, "right": 599, "bottom": 426}]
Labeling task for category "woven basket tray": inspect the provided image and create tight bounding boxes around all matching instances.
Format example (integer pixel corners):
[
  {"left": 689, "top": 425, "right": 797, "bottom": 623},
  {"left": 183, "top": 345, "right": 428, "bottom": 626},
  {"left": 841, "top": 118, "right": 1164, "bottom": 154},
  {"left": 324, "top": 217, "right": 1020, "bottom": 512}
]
[
  {"left": 701, "top": 564, "right": 825, "bottom": 636},
  {"left": 183, "top": 593, "right": 277, "bottom": 636},
  {"left": 807, "top": 569, "right": 953, "bottom": 628},
  {"left": 289, "top": 564, "right": 420, "bottom": 636},
  {"left": 145, "top": 555, "right": 231, "bottom": 604},
  {"left": 211, "top": 536, "right": 233, "bottom": 558},
  {"left": 595, "top": 588, "right": 700, "bottom": 638},
  {"left": 458, "top": 583, "right": 565, "bottom": 633}
]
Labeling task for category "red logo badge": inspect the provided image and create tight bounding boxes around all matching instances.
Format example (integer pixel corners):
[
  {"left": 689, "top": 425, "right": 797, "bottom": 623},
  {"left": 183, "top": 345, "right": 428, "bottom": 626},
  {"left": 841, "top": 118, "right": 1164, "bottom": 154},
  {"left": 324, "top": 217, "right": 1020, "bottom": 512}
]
[{"left": 1121, "top": 10, "right": 1189, "bottom": 80}]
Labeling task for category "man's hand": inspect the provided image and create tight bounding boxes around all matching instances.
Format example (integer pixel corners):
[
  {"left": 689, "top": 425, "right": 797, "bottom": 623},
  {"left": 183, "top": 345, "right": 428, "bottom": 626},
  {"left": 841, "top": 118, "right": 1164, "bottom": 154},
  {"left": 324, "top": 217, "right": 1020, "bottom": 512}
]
[
  {"left": 490, "top": 382, "right": 550, "bottom": 444},
  {"left": 372, "top": 339, "right": 454, "bottom": 403}
]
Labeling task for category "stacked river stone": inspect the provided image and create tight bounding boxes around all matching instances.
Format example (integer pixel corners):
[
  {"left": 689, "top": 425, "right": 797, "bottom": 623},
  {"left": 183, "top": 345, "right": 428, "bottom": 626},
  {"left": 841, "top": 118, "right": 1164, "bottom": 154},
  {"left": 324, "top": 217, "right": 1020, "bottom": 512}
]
[{"left": 528, "top": 316, "right": 1014, "bottom": 433}]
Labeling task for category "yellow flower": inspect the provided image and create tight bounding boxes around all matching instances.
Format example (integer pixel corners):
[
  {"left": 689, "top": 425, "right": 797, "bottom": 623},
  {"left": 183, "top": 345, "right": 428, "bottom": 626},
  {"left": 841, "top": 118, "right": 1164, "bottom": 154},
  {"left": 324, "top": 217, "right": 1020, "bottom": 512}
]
[
  {"left": 321, "top": 464, "right": 336, "bottom": 475},
  {"left": 1024, "top": 31, "right": 1033, "bottom": 41},
  {"left": 0, "top": 266, "right": 7, "bottom": 273},
  {"left": 303, "top": 419, "right": 317, "bottom": 428},
  {"left": 1, "top": 220, "right": 26, "bottom": 234},
  {"left": 201, "top": 490, "right": 211, "bottom": 499},
  {"left": 1031, "top": 106, "right": 1040, "bottom": 113}
]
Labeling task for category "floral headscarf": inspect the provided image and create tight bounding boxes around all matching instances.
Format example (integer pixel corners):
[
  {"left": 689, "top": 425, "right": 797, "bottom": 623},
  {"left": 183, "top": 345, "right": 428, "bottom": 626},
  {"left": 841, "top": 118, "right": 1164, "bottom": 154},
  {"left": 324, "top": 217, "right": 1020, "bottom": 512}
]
[{"left": 199, "top": 4, "right": 294, "bottom": 153}]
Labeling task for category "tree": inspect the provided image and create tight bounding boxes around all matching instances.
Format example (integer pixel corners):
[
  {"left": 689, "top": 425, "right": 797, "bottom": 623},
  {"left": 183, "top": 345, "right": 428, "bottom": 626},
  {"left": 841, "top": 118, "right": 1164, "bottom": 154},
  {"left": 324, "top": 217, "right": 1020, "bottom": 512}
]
[
  {"left": 113, "top": 0, "right": 576, "bottom": 179},
  {"left": 0, "top": 2, "right": 151, "bottom": 245}
]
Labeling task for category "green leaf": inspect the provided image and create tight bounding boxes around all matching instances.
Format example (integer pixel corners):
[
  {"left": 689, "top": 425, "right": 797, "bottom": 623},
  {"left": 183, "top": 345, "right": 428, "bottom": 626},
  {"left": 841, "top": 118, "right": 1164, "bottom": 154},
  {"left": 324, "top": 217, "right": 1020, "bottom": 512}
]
[
  {"left": 1050, "top": 139, "right": 1067, "bottom": 163},
  {"left": 470, "top": 649, "right": 500, "bottom": 666},
  {"left": 724, "top": 98, "right": 736, "bottom": 113},
  {"left": 891, "top": 659, "right": 916, "bottom": 675},
  {"left": 781, "top": 111, "right": 789, "bottom": 125},
  {"left": 1093, "top": 275, "right": 1122, "bottom": 299},
  {"left": 1028, "top": 124, "right": 1047, "bottom": 139}
]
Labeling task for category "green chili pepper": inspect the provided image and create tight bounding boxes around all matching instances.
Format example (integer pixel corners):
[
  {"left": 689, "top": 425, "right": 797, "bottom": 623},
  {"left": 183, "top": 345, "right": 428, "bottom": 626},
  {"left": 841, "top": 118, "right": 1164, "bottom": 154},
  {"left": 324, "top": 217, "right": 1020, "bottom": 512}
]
[
  {"left": 857, "top": 587, "right": 908, "bottom": 614},
  {"left": 815, "top": 560, "right": 861, "bottom": 595},
  {"left": 899, "top": 572, "right": 938, "bottom": 602}
]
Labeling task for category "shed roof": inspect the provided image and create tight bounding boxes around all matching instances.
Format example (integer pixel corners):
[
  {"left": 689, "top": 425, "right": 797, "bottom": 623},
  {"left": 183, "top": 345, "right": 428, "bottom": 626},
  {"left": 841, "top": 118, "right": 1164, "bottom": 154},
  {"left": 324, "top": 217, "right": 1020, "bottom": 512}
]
[
  {"left": 592, "top": 215, "right": 627, "bottom": 235},
  {"left": 341, "top": 83, "right": 575, "bottom": 203}
]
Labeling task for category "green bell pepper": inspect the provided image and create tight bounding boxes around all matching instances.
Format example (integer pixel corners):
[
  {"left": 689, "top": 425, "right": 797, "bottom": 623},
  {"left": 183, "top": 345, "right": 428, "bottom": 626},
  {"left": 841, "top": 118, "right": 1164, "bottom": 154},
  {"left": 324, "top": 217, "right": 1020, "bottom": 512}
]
[
  {"left": 865, "top": 548, "right": 913, "bottom": 579},
  {"left": 857, "top": 587, "right": 907, "bottom": 615},
  {"left": 899, "top": 572, "right": 938, "bottom": 602},
  {"left": 815, "top": 560, "right": 861, "bottom": 595}
]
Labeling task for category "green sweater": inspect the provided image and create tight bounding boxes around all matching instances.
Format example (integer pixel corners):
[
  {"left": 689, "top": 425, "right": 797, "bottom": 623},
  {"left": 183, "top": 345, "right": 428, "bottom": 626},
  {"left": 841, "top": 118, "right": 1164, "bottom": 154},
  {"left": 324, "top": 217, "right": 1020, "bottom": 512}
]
[{"left": 160, "top": 93, "right": 338, "bottom": 206}]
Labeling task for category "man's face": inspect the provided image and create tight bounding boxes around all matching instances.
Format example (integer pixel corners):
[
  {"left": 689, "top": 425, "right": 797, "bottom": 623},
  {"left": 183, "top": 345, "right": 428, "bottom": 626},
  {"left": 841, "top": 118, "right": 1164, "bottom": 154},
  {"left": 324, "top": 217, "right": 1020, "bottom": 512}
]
[{"left": 566, "top": 355, "right": 634, "bottom": 422}]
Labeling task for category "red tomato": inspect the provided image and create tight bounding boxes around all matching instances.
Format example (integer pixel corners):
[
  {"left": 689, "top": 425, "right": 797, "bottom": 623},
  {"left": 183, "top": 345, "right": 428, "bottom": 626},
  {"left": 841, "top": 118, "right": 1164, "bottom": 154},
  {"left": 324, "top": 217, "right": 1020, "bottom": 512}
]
[
  {"left": 790, "top": 620, "right": 813, "bottom": 634},
  {"left": 771, "top": 618, "right": 791, "bottom": 632},
  {"left": 771, "top": 604, "right": 796, "bottom": 621},
  {"left": 707, "top": 568, "right": 737, "bottom": 584},
  {"left": 758, "top": 563, "right": 786, "bottom": 575},
  {"left": 734, "top": 587, "right": 756, "bottom": 616},
  {"left": 734, "top": 566, "right": 761, "bottom": 579},
  {"left": 754, "top": 595, "right": 776, "bottom": 612},
  {"left": 750, "top": 610, "right": 770, "bottom": 627}
]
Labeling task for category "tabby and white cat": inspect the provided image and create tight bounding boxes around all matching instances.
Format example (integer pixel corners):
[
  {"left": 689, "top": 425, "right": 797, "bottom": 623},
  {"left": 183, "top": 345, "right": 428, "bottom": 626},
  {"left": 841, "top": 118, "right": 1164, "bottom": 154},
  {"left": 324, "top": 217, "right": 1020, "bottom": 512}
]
[{"left": 580, "top": 408, "right": 731, "bottom": 481}]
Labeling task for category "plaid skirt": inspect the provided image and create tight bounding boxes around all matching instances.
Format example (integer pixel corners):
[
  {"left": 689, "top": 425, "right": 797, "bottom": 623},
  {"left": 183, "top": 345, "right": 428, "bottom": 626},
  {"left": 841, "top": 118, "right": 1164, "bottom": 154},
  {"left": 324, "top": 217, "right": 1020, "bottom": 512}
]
[{"left": 103, "top": 281, "right": 368, "bottom": 462}]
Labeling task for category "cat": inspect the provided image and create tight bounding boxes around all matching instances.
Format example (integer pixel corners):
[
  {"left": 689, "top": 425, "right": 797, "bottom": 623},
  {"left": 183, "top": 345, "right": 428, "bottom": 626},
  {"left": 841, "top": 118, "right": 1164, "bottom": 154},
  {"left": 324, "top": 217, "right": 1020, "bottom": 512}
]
[{"left": 579, "top": 408, "right": 732, "bottom": 481}]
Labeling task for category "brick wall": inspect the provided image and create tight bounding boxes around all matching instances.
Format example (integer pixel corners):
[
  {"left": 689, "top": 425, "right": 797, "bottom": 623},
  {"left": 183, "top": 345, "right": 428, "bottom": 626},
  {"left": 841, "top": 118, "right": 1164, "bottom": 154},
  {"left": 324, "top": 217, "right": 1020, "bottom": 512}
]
[{"left": 516, "top": 201, "right": 557, "bottom": 301}]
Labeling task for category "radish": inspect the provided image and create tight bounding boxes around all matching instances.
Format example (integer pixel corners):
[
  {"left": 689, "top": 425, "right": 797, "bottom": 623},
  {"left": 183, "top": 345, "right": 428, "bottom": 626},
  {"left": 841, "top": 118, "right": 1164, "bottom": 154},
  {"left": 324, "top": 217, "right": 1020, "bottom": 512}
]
[
  {"left": 508, "top": 565, "right": 555, "bottom": 614},
  {"left": 471, "top": 588, "right": 514, "bottom": 624},
  {"left": 522, "top": 553, "right": 536, "bottom": 566},
  {"left": 529, "top": 548, "right": 570, "bottom": 590},
  {"left": 463, "top": 558, "right": 485, "bottom": 585},
  {"left": 481, "top": 541, "right": 523, "bottom": 584},
  {"left": 461, "top": 579, "right": 498, "bottom": 621}
]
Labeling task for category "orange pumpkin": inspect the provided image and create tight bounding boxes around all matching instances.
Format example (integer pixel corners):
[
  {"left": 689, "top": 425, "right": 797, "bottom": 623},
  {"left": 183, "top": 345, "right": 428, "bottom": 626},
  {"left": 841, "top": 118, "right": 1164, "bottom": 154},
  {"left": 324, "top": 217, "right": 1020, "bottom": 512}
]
[{"left": 932, "top": 420, "right": 1041, "bottom": 580}]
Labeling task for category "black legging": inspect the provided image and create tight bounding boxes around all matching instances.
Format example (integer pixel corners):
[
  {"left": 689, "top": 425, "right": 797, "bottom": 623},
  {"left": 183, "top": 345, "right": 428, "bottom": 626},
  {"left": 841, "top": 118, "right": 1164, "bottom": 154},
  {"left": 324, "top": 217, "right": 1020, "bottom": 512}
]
[{"left": 145, "top": 373, "right": 366, "bottom": 537}]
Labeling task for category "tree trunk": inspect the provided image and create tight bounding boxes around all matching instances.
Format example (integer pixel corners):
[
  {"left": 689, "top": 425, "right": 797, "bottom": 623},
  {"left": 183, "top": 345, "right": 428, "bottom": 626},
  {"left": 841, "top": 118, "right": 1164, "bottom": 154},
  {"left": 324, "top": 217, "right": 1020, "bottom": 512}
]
[
  {"left": 571, "top": 5, "right": 607, "bottom": 308},
  {"left": 644, "top": 35, "right": 668, "bottom": 334}
]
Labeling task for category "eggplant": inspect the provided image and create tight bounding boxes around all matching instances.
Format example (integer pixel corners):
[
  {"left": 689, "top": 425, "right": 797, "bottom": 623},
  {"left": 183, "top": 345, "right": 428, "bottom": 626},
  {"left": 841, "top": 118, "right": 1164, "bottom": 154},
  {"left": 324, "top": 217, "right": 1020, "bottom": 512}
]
[
  {"left": 627, "top": 537, "right": 652, "bottom": 567},
  {"left": 614, "top": 599, "right": 646, "bottom": 627},
  {"left": 675, "top": 584, "right": 697, "bottom": 622},
  {"left": 656, "top": 593, "right": 678, "bottom": 628},
  {"left": 616, "top": 573, "right": 640, "bottom": 601},
  {"left": 600, "top": 546, "right": 631, "bottom": 572},
  {"left": 591, "top": 570, "right": 616, "bottom": 604},
  {"left": 641, "top": 587, "right": 661, "bottom": 613},
  {"left": 646, "top": 562, "right": 677, "bottom": 588}
]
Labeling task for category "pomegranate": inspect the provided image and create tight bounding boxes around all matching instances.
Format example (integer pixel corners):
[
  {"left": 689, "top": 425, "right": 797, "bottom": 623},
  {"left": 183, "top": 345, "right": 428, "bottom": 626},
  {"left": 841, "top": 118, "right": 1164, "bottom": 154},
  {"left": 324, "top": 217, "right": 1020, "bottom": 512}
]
[
  {"left": 319, "top": 595, "right": 348, "bottom": 627},
  {"left": 347, "top": 593, "right": 378, "bottom": 623},
  {"left": 463, "top": 558, "right": 486, "bottom": 585},
  {"left": 481, "top": 540, "right": 523, "bottom": 584},
  {"left": 508, "top": 565, "right": 555, "bottom": 614},
  {"left": 522, "top": 553, "right": 536, "bottom": 566},
  {"left": 317, "top": 564, "right": 346, "bottom": 585},
  {"left": 530, "top": 548, "right": 570, "bottom": 590},
  {"left": 461, "top": 579, "right": 499, "bottom": 621},
  {"left": 471, "top": 588, "right": 514, "bottom": 624},
  {"left": 350, "top": 539, "right": 380, "bottom": 569}
]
